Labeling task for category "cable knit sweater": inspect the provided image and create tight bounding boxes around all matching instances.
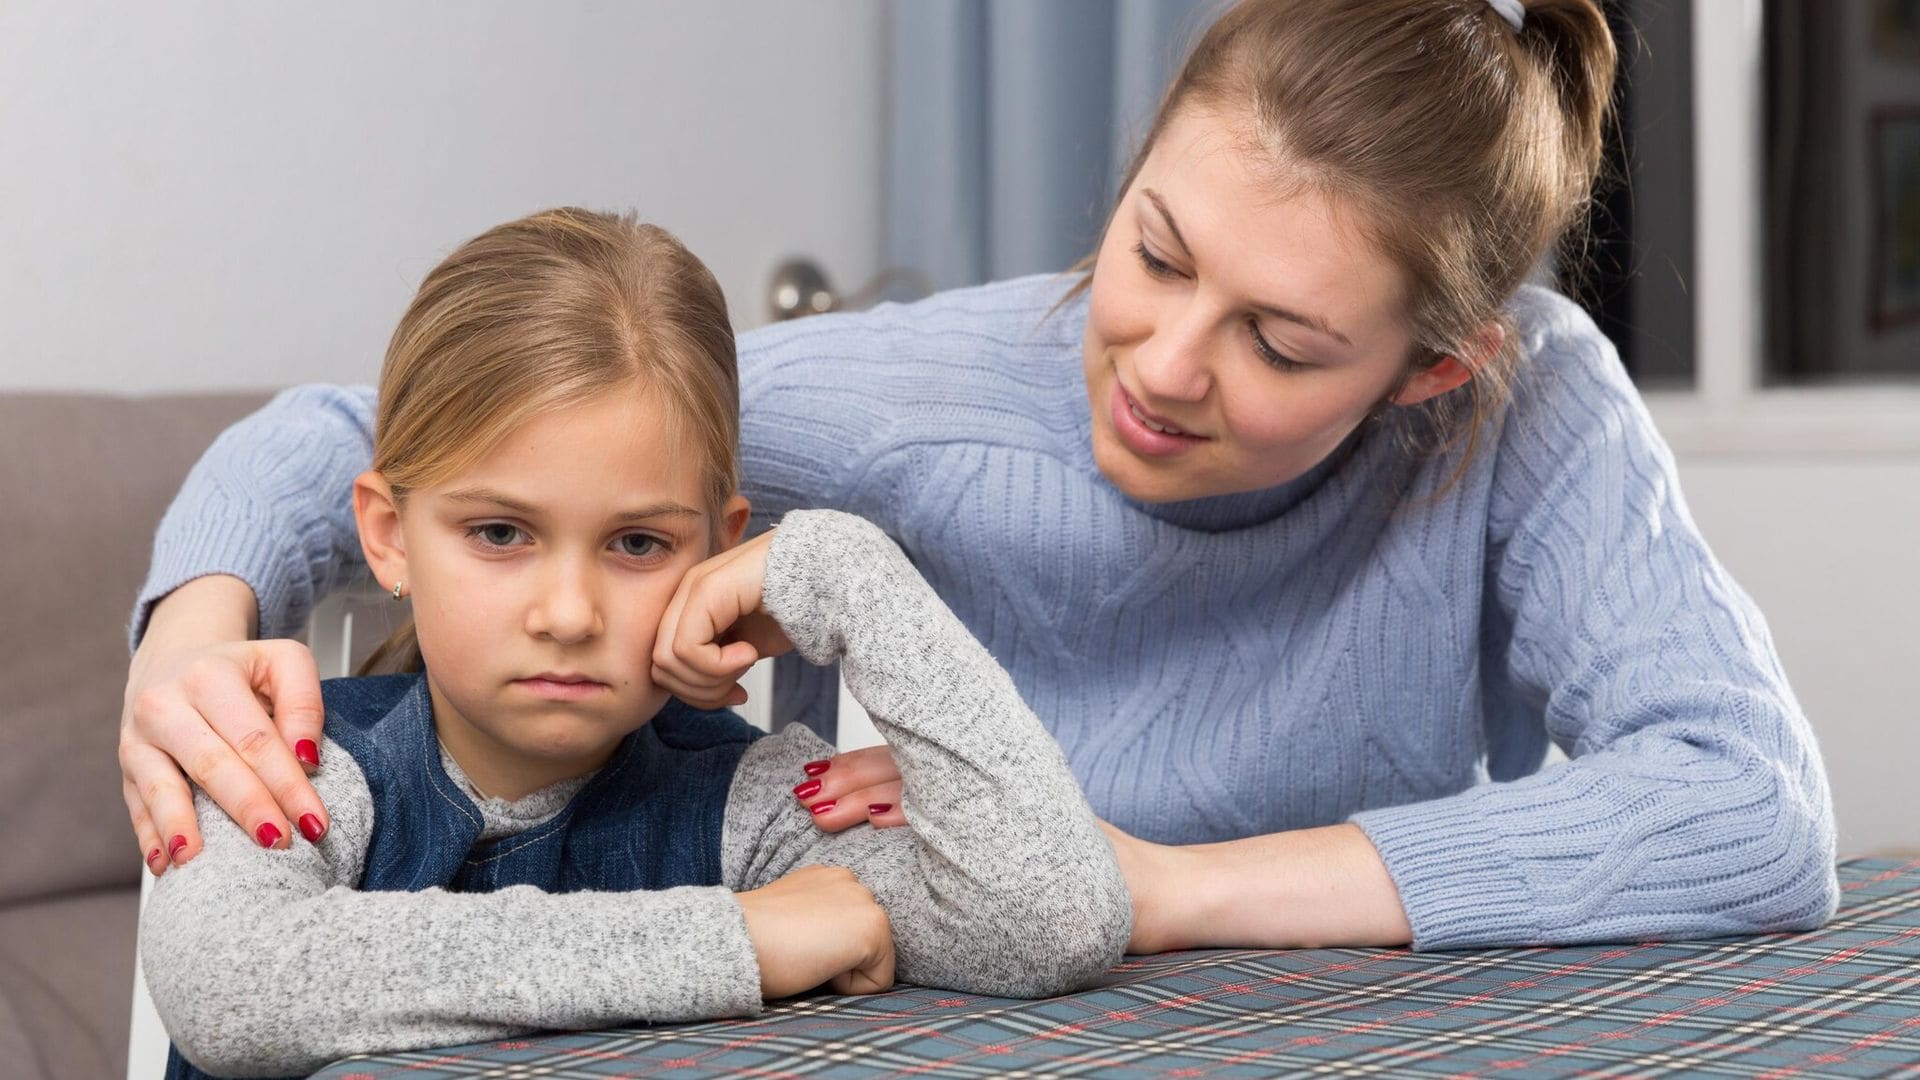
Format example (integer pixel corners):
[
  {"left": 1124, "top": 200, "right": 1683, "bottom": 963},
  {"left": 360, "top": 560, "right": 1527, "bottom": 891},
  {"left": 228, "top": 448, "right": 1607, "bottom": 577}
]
[{"left": 135, "top": 274, "right": 1839, "bottom": 950}]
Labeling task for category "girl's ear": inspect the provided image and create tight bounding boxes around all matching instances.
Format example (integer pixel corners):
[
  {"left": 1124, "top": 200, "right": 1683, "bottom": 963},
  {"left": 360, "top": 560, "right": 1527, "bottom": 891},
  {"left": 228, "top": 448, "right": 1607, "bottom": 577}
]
[
  {"left": 1391, "top": 319, "right": 1506, "bottom": 407},
  {"left": 716, "top": 494, "right": 752, "bottom": 552},
  {"left": 352, "top": 470, "right": 409, "bottom": 594}
]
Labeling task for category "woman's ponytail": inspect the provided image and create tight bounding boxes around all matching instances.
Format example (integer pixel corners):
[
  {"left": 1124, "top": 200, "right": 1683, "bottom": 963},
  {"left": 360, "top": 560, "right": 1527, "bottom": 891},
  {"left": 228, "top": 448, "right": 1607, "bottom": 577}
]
[{"left": 1514, "top": 0, "right": 1618, "bottom": 213}]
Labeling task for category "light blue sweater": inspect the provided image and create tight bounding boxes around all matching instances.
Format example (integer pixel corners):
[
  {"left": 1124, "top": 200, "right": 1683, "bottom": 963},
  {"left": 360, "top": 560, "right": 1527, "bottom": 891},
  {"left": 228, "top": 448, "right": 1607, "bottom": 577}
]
[{"left": 136, "top": 274, "right": 1838, "bottom": 950}]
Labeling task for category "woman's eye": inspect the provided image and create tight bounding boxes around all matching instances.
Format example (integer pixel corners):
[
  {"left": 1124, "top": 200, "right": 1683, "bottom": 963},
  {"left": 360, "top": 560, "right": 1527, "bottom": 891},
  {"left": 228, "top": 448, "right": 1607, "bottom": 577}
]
[
  {"left": 468, "top": 523, "right": 525, "bottom": 548},
  {"left": 1247, "top": 319, "right": 1307, "bottom": 372},
  {"left": 1133, "top": 242, "right": 1180, "bottom": 280},
  {"left": 616, "top": 533, "right": 666, "bottom": 558}
]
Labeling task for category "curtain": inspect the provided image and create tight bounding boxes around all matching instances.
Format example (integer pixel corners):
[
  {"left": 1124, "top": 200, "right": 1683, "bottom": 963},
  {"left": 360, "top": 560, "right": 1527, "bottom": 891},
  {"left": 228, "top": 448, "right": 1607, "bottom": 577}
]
[{"left": 883, "top": 0, "right": 1213, "bottom": 292}]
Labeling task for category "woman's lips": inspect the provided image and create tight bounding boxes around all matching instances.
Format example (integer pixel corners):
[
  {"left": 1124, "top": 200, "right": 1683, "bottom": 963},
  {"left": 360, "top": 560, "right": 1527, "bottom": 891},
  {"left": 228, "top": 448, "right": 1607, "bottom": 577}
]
[
  {"left": 1110, "top": 382, "right": 1206, "bottom": 459},
  {"left": 512, "top": 676, "right": 610, "bottom": 702}
]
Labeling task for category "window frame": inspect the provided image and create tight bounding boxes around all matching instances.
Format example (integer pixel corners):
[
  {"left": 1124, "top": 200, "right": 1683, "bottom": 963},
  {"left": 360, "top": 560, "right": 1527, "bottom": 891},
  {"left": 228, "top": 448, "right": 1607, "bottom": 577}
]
[{"left": 1643, "top": 0, "right": 1920, "bottom": 459}]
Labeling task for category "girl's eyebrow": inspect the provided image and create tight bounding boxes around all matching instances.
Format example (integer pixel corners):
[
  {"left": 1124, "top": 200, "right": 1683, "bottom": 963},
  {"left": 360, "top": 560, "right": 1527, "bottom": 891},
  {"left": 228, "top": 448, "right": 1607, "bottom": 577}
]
[
  {"left": 1140, "top": 187, "right": 1354, "bottom": 348},
  {"left": 441, "top": 486, "right": 700, "bottom": 522}
]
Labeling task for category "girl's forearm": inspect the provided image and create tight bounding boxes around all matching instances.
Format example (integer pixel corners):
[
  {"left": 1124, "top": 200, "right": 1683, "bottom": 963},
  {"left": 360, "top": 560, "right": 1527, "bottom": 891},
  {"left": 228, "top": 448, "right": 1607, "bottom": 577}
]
[{"left": 1129, "top": 822, "right": 1412, "bottom": 951}]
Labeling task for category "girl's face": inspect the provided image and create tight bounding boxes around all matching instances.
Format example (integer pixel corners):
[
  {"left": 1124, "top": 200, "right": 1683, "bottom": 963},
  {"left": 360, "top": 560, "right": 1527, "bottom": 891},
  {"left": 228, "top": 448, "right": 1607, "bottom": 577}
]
[
  {"left": 1082, "top": 106, "right": 1465, "bottom": 504},
  {"left": 357, "top": 386, "right": 746, "bottom": 800}
]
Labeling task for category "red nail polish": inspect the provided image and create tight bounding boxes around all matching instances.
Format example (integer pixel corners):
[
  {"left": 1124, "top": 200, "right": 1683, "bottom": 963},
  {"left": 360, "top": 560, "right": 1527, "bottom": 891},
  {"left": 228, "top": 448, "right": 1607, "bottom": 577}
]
[
  {"left": 868, "top": 803, "right": 894, "bottom": 815},
  {"left": 803, "top": 759, "right": 831, "bottom": 777},
  {"left": 255, "top": 822, "right": 282, "bottom": 849},
  {"left": 793, "top": 779, "right": 822, "bottom": 799},
  {"left": 295, "top": 739, "right": 320, "bottom": 767},
  {"left": 298, "top": 813, "right": 325, "bottom": 843},
  {"left": 809, "top": 800, "right": 837, "bottom": 816},
  {"left": 146, "top": 847, "right": 163, "bottom": 868},
  {"left": 168, "top": 835, "right": 188, "bottom": 860}
]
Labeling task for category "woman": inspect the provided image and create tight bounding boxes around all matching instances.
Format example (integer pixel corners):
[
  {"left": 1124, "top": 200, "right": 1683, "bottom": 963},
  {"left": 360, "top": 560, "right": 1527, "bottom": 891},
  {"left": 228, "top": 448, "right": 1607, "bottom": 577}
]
[{"left": 122, "top": 0, "right": 1837, "bottom": 954}]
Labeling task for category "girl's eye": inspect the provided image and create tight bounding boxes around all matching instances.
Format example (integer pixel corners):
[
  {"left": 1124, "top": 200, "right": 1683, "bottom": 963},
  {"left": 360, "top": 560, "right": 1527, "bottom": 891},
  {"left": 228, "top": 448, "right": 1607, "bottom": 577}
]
[
  {"left": 468, "top": 523, "right": 526, "bottom": 548},
  {"left": 615, "top": 533, "right": 667, "bottom": 559},
  {"left": 1247, "top": 319, "right": 1307, "bottom": 372},
  {"left": 1133, "top": 242, "right": 1180, "bottom": 280}
]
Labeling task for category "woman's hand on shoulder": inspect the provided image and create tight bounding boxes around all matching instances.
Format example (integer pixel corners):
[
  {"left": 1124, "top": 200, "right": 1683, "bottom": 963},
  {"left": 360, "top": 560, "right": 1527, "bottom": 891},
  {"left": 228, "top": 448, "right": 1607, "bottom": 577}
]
[
  {"left": 652, "top": 529, "right": 793, "bottom": 710},
  {"left": 122, "top": 576, "right": 329, "bottom": 874},
  {"left": 735, "top": 864, "right": 894, "bottom": 998}
]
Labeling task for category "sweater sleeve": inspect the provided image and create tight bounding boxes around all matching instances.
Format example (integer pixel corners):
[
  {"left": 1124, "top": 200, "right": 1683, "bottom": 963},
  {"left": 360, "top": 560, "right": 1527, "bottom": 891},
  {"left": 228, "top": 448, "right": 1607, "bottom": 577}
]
[
  {"left": 719, "top": 509, "right": 1132, "bottom": 997},
  {"left": 1351, "top": 292, "right": 1838, "bottom": 950},
  {"left": 140, "top": 738, "right": 761, "bottom": 1078},
  {"left": 132, "top": 383, "right": 378, "bottom": 647}
]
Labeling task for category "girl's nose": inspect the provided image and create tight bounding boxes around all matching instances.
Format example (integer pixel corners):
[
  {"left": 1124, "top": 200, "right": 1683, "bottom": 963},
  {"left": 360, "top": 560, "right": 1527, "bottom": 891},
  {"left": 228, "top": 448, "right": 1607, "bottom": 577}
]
[{"left": 526, "top": 560, "right": 604, "bottom": 645}]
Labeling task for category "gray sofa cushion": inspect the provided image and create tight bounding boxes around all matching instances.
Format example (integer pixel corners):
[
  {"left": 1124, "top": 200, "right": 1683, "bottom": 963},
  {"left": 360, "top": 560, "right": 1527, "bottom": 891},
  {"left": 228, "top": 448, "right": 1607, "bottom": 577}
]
[
  {"left": 0, "top": 392, "right": 270, "bottom": 1078},
  {"left": 0, "top": 392, "right": 269, "bottom": 908}
]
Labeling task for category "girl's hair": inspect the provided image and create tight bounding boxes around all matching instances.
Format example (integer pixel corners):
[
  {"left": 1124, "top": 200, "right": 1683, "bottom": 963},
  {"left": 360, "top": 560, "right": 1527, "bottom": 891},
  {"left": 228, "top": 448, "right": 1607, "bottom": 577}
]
[
  {"left": 357, "top": 207, "right": 738, "bottom": 675},
  {"left": 1092, "top": 0, "right": 1616, "bottom": 465}
]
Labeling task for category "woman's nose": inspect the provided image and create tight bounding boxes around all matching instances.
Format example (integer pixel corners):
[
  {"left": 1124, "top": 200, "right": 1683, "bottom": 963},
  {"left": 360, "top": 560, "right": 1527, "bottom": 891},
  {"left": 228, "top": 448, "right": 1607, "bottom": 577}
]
[
  {"left": 1131, "top": 302, "right": 1213, "bottom": 403},
  {"left": 525, "top": 558, "right": 604, "bottom": 645}
]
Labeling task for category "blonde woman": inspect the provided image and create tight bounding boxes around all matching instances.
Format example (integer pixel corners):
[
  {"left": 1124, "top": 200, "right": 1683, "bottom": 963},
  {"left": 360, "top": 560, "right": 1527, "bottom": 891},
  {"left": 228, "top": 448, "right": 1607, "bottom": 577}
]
[
  {"left": 139, "top": 209, "right": 1129, "bottom": 1080},
  {"left": 125, "top": 0, "right": 1837, "bottom": 959}
]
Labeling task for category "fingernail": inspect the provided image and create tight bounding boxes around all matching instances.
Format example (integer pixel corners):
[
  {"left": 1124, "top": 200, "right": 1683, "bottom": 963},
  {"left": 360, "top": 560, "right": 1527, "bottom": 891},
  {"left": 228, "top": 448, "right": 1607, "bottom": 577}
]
[
  {"left": 809, "top": 800, "right": 837, "bottom": 816},
  {"left": 295, "top": 739, "right": 320, "bottom": 768},
  {"left": 146, "top": 847, "right": 164, "bottom": 869},
  {"left": 298, "top": 813, "right": 325, "bottom": 843},
  {"left": 255, "top": 822, "right": 282, "bottom": 849},
  {"left": 793, "top": 779, "right": 822, "bottom": 799},
  {"left": 803, "top": 759, "right": 831, "bottom": 777},
  {"left": 168, "top": 835, "right": 188, "bottom": 862},
  {"left": 868, "top": 803, "right": 894, "bottom": 815}
]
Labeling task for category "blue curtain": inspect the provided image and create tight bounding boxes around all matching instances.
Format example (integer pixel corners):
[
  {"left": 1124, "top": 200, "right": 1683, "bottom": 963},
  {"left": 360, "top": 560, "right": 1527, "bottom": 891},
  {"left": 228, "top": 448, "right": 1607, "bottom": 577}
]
[{"left": 884, "top": 0, "right": 1214, "bottom": 292}]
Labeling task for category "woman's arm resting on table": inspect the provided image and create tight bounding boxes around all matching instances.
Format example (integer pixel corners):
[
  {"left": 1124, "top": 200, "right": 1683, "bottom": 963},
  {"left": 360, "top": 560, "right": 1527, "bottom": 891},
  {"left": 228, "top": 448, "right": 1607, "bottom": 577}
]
[
  {"left": 1349, "top": 300, "right": 1837, "bottom": 950},
  {"left": 123, "top": 384, "right": 377, "bottom": 868},
  {"left": 142, "top": 738, "right": 767, "bottom": 1079},
  {"left": 679, "top": 511, "right": 1132, "bottom": 997}
]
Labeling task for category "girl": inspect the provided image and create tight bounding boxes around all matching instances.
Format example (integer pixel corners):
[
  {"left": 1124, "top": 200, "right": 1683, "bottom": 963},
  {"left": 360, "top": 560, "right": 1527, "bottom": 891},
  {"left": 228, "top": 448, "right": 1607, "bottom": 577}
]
[
  {"left": 126, "top": 0, "right": 1837, "bottom": 957},
  {"left": 139, "top": 209, "right": 1130, "bottom": 1080}
]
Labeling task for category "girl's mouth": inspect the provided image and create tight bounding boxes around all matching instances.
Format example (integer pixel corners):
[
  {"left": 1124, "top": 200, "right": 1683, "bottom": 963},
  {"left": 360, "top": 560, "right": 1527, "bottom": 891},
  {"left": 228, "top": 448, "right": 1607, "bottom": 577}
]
[{"left": 513, "top": 674, "right": 611, "bottom": 702}]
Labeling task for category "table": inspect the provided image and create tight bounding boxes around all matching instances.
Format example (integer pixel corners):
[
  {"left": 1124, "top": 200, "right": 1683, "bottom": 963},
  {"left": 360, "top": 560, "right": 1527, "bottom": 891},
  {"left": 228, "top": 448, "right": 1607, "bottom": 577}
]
[{"left": 317, "top": 858, "right": 1919, "bottom": 1078}]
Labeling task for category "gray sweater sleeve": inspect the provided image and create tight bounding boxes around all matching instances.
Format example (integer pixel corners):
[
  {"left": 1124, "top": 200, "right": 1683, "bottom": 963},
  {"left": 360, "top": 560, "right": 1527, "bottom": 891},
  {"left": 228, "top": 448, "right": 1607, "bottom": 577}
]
[
  {"left": 722, "top": 509, "right": 1132, "bottom": 997},
  {"left": 139, "top": 740, "right": 763, "bottom": 1079}
]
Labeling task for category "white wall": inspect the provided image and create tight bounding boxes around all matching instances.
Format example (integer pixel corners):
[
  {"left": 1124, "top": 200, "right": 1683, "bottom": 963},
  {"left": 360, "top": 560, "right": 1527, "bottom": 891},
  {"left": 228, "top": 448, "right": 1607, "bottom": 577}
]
[
  {"left": 1672, "top": 456, "right": 1920, "bottom": 858},
  {"left": 0, "top": 1, "right": 885, "bottom": 392}
]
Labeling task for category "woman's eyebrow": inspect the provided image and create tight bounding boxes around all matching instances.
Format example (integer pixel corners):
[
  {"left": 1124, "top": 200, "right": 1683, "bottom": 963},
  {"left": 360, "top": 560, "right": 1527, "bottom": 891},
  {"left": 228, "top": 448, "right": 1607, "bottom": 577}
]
[{"left": 1141, "top": 187, "right": 1354, "bottom": 348}]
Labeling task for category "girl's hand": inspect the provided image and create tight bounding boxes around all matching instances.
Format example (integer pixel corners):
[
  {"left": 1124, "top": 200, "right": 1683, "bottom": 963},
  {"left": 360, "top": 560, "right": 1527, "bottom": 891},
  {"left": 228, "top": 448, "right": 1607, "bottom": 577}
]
[
  {"left": 122, "top": 577, "right": 329, "bottom": 873},
  {"left": 790, "top": 746, "right": 908, "bottom": 832},
  {"left": 735, "top": 864, "right": 895, "bottom": 998},
  {"left": 652, "top": 529, "right": 793, "bottom": 710}
]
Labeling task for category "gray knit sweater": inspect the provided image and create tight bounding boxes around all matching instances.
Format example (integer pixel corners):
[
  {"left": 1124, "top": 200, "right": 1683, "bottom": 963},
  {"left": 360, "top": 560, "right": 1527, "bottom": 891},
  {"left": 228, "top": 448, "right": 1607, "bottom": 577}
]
[{"left": 140, "top": 510, "right": 1131, "bottom": 1078}]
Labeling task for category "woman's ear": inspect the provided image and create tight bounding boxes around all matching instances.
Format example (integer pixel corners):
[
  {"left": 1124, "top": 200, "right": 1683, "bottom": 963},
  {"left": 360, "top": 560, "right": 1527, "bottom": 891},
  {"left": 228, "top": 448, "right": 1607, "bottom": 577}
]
[
  {"left": 716, "top": 494, "right": 752, "bottom": 552},
  {"left": 1391, "top": 320, "right": 1506, "bottom": 407},
  {"left": 352, "top": 470, "right": 409, "bottom": 594}
]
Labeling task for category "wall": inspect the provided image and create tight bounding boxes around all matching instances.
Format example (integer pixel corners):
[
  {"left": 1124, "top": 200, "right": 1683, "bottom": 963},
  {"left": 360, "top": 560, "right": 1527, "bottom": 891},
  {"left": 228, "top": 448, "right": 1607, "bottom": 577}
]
[
  {"left": 0, "top": 2, "right": 885, "bottom": 393},
  {"left": 1670, "top": 455, "right": 1920, "bottom": 858}
]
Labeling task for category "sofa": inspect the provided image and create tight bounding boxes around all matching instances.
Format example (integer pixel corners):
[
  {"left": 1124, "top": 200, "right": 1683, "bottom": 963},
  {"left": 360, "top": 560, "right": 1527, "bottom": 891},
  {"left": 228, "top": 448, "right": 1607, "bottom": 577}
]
[{"left": 0, "top": 392, "right": 270, "bottom": 1080}]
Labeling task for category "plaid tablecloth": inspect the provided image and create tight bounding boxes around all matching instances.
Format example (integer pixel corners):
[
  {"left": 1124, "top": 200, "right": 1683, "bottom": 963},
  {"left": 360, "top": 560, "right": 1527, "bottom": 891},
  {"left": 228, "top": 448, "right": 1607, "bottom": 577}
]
[{"left": 316, "top": 858, "right": 1920, "bottom": 1079}]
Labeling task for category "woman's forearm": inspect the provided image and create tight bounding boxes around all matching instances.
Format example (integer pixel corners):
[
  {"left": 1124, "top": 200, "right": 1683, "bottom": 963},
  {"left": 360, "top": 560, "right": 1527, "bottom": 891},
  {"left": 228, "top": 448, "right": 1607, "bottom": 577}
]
[
  {"left": 133, "top": 573, "right": 258, "bottom": 654},
  {"left": 1122, "top": 822, "right": 1412, "bottom": 952}
]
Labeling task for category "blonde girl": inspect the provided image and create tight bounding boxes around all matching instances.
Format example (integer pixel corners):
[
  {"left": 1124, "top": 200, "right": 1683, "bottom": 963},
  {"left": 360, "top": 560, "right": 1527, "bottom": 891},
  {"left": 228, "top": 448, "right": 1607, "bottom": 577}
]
[{"left": 139, "top": 209, "right": 1128, "bottom": 1080}]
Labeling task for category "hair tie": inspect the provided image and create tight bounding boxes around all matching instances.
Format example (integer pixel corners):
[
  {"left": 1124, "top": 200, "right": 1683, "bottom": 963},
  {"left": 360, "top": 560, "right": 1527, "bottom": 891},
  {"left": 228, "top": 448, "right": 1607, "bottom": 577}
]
[{"left": 1485, "top": 0, "right": 1524, "bottom": 32}]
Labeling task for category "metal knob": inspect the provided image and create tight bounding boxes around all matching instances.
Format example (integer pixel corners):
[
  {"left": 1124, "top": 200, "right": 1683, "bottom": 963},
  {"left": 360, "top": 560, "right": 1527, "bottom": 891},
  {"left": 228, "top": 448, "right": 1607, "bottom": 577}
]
[
  {"left": 766, "top": 259, "right": 935, "bottom": 321},
  {"left": 768, "top": 258, "right": 840, "bottom": 320}
]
